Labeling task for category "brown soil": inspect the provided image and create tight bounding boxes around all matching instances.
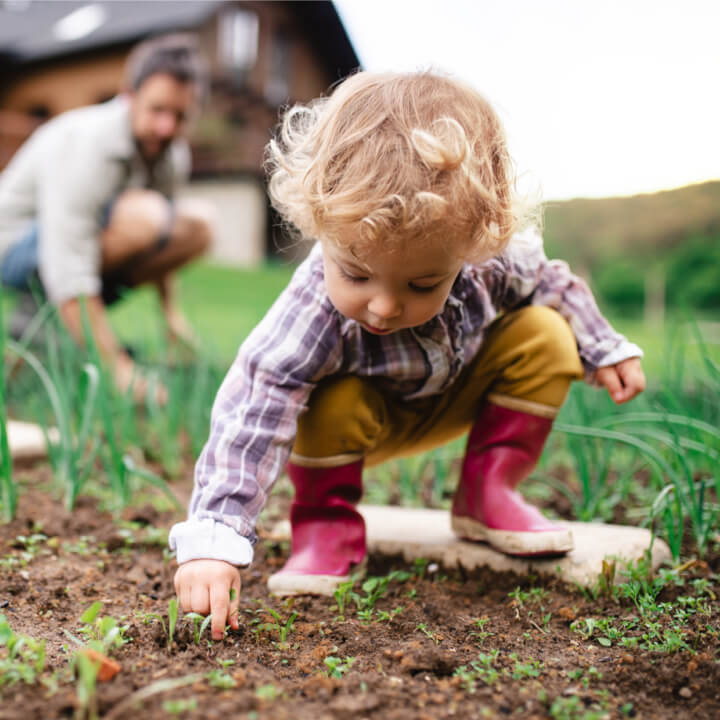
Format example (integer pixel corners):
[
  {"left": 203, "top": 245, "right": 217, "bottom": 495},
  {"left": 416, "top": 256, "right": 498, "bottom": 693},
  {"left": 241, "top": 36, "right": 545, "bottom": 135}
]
[{"left": 1, "top": 464, "right": 719, "bottom": 720}]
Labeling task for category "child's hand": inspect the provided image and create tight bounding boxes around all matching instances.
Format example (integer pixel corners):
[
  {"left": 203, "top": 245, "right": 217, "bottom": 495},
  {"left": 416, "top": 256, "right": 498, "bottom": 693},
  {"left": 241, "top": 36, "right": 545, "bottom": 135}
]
[
  {"left": 174, "top": 559, "right": 241, "bottom": 640},
  {"left": 596, "top": 357, "right": 646, "bottom": 404}
]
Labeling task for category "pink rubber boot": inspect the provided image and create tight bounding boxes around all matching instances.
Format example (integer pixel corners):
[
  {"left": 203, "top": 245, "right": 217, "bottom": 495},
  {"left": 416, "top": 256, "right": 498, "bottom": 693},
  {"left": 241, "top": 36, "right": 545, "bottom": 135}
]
[
  {"left": 267, "top": 460, "right": 367, "bottom": 596},
  {"left": 451, "top": 402, "right": 573, "bottom": 556}
]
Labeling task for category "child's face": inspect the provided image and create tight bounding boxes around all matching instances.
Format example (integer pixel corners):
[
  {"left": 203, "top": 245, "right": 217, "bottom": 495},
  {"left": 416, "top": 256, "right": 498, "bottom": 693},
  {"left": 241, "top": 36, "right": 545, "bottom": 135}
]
[{"left": 322, "top": 240, "right": 464, "bottom": 334}]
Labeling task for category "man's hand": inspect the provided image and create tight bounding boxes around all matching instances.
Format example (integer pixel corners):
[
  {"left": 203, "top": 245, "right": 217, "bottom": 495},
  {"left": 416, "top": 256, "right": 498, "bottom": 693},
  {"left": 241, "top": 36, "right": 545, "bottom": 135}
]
[
  {"left": 113, "top": 353, "right": 168, "bottom": 405},
  {"left": 165, "top": 306, "right": 198, "bottom": 350},
  {"left": 174, "top": 559, "right": 241, "bottom": 640},
  {"left": 596, "top": 357, "right": 646, "bottom": 404}
]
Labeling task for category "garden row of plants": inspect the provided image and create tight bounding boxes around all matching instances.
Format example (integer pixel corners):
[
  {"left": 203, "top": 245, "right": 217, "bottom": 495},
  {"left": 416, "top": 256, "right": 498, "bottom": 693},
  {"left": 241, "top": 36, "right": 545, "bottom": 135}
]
[
  {"left": 1, "top": 293, "right": 719, "bottom": 558},
  {"left": 0, "top": 293, "right": 224, "bottom": 521}
]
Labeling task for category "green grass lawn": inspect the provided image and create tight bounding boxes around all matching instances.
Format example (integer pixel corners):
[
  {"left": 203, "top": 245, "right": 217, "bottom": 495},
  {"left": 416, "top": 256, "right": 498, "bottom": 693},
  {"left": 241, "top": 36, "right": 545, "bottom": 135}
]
[
  {"left": 108, "top": 260, "right": 719, "bottom": 380},
  {"left": 3, "top": 257, "right": 717, "bottom": 378},
  {"left": 108, "top": 260, "right": 296, "bottom": 364}
]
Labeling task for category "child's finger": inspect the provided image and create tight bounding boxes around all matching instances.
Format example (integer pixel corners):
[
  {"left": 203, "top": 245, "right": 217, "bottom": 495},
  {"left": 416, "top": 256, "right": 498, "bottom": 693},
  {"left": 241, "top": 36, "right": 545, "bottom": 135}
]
[
  {"left": 618, "top": 359, "right": 646, "bottom": 398},
  {"left": 229, "top": 575, "right": 241, "bottom": 630},
  {"left": 596, "top": 366, "right": 624, "bottom": 403},
  {"left": 191, "top": 584, "right": 210, "bottom": 615},
  {"left": 209, "top": 582, "right": 230, "bottom": 640}
]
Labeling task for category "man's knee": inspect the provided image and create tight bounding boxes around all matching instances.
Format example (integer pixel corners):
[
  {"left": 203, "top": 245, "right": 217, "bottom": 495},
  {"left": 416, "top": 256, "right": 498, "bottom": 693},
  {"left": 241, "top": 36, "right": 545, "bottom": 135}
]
[
  {"left": 294, "top": 376, "right": 386, "bottom": 458},
  {"left": 108, "top": 189, "right": 171, "bottom": 250},
  {"left": 173, "top": 199, "right": 215, "bottom": 256}
]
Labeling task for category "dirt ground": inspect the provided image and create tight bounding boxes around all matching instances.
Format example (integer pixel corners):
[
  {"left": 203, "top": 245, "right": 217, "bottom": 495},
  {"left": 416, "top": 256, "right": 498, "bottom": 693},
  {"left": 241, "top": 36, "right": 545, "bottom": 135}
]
[{"left": 1, "top": 464, "right": 719, "bottom": 720}]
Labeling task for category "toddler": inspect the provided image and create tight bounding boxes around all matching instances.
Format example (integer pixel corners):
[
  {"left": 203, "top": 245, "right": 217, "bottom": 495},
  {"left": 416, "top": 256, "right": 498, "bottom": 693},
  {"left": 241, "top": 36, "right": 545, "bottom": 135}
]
[{"left": 170, "top": 72, "right": 645, "bottom": 639}]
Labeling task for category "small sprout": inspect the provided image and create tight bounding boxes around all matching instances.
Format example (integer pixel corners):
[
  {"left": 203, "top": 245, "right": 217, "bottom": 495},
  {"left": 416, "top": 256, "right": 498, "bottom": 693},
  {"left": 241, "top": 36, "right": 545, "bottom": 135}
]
[
  {"left": 163, "top": 698, "right": 198, "bottom": 715},
  {"left": 184, "top": 612, "right": 213, "bottom": 645},
  {"left": 168, "top": 597, "right": 178, "bottom": 649},
  {"left": 324, "top": 655, "right": 356, "bottom": 678},
  {"left": 255, "top": 683, "right": 281, "bottom": 701},
  {"left": 206, "top": 659, "right": 236, "bottom": 689}
]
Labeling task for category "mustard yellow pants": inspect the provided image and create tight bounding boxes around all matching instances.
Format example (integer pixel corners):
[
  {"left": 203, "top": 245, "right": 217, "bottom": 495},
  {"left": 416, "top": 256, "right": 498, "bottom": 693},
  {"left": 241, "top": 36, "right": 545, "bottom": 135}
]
[{"left": 291, "top": 306, "right": 584, "bottom": 468}]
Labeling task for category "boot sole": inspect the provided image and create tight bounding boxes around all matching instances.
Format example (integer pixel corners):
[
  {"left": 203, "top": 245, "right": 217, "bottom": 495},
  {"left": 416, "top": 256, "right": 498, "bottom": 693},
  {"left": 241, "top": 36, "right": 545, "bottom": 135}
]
[
  {"left": 451, "top": 515, "right": 574, "bottom": 556},
  {"left": 267, "top": 558, "right": 367, "bottom": 597}
]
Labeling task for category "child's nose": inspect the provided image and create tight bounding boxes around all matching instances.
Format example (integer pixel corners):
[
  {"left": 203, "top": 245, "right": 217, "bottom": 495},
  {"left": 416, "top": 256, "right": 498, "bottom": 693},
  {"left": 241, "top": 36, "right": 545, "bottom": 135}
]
[{"left": 368, "top": 293, "right": 402, "bottom": 320}]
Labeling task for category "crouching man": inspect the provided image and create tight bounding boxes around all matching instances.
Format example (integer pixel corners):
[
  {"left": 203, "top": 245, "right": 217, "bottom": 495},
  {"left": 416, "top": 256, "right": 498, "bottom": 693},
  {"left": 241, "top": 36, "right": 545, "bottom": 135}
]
[{"left": 0, "top": 34, "right": 215, "bottom": 401}]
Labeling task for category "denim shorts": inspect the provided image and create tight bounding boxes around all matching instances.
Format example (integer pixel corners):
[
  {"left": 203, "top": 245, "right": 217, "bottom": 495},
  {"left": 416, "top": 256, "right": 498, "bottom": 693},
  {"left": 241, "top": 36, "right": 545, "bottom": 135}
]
[
  {"left": 0, "top": 224, "right": 39, "bottom": 291},
  {"left": 0, "top": 221, "right": 125, "bottom": 305}
]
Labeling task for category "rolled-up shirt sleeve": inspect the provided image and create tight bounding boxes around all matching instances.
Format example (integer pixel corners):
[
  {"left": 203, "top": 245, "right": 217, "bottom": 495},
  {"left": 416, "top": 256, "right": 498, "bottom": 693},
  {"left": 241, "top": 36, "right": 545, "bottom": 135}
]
[
  {"left": 169, "top": 249, "right": 343, "bottom": 565},
  {"left": 494, "top": 227, "right": 643, "bottom": 380}
]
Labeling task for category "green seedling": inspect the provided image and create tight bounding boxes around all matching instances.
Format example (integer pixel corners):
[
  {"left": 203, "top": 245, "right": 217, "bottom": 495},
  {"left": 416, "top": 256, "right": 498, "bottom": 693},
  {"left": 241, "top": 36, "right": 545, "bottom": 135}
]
[
  {"left": 568, "top": 666, "right": 603, "bottom": 688},
  {"left": 255, "top": 683, "right": 281, "bottom": 701},
  {"left": 168, "top": 597, "right": 178, "bottom": 648},
  {"left": 73, "top": 649, "right": 101, "bottom": 720},
  {"left": 0, "top": 614, "right": 47, "bottom": 688},
  {"left": 453, "top": 650, "right": 501, "bottom": 692},
  {"left": 75, "top": 602, "right": 129, "bottom": 655},
  {"left": 375, "top": 606, "right": 404, "bottom": 622},
  {"left": 352, "top": 570, "right": 411, "bottom": 616},
  {"left": 469, "top": 616, "right": 494, "bottom": 644},
  {"left": 136, "top": 596, "right": 178, "bottom": 651},
  {"left": 416, "top": 623, "right": 440, "bottom": 645},
  {"left": 510, "top": 653, "right": 543, "bottom": 679},
  {"left": 162, "top": 698, "right": 198, "bottom": 715},
  {"left": 332, "top": 578, "right": 356, "bottom": 619},
  {"left": 257, "top": 606, "right": 298, "bottom": 644},
  {"left": 184, "top": 612, "right": 212, "bottom": 645},
  {"left": 206, "top": 658, "right": 236, "bottom": 689},
  {"left": 324, "top": 655, "right": 356, "bottom": 678}
]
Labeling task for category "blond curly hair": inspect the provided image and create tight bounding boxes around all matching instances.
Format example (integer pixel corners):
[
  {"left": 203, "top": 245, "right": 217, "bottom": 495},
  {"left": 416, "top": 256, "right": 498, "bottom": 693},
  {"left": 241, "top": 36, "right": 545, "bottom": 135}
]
[{"left": 266, "top": 71, "right": 526, "bottom": 260}]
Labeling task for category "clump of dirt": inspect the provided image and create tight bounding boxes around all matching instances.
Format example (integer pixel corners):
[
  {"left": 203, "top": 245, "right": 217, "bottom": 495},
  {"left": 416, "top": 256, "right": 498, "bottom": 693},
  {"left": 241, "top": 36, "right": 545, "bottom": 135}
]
[{"left": 1, "top": 467, "right": 719, "bottom": 719}]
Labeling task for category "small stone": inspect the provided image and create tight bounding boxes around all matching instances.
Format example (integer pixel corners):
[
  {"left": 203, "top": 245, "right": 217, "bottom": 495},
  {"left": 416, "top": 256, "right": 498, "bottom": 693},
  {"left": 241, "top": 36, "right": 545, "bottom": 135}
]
[
  {"left": 620, "top": 653, "right": 634, "bottom": 664},
  {"left": 557, "top": 606, "right": 576, "bottom": 622},
  {"left": 679, "top": 687, "right": 692, "bottom": 699}
]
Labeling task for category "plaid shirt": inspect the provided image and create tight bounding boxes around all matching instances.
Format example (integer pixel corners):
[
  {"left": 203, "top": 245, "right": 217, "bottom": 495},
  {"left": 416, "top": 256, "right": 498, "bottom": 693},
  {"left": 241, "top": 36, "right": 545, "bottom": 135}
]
[{"left": 169, "top": 228, "right": 642, "bottom": 566}]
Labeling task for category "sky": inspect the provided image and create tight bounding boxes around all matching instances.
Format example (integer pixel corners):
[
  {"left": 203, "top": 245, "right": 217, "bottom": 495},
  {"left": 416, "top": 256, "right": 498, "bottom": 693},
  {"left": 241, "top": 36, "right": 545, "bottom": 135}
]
[{"left": 333, "top": 0, "right": 720, "bottom": 201}]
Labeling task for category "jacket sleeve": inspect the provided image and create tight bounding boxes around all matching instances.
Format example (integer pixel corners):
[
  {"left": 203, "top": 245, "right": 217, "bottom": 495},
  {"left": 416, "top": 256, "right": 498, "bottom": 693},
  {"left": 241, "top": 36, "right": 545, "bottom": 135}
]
[
  {"left": 36, "top": 128, "right": 126, "bottom": 305},
  {"left": 169, "top": 250, "right": 343, "bottom": 566},
  {"left": 487, "top": 227, "right": 643, "bottom": 380}
]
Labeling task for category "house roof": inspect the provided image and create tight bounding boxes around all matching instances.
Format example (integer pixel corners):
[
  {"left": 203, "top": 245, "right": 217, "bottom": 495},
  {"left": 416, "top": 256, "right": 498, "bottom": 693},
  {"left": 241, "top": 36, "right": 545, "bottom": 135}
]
[
  {"left": 0, "top": 1, "right": 223, "bottom": 63},
  {"left": 0, "top": 1, "right": 360, "bottom": 75}
]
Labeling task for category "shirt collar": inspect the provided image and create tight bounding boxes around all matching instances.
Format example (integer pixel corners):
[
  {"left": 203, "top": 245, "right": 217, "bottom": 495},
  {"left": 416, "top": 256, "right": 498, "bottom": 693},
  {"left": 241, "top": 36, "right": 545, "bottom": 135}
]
[{"left": 103, "top": 95, "right": 136, "bottom": 159}]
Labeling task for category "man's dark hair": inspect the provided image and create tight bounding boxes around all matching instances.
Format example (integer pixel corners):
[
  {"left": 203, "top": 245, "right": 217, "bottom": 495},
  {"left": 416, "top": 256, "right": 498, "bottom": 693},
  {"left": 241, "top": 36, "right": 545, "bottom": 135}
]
[{"left": 125, "top": 33, "right": 207, "bottom": 95}]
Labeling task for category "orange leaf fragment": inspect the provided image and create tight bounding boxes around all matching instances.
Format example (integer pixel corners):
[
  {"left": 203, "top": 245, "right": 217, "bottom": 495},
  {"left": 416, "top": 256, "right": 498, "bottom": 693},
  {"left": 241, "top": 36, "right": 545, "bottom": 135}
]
[{"left": 80, "top": 648, "right": 121, "bottom": 682}]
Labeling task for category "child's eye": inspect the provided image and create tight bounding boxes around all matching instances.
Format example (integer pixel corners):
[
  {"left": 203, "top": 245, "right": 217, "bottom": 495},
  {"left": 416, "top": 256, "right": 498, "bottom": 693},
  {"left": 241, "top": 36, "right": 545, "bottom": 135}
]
[
  {"left": 340, "top": 268, "right": 367, "bottom": 283},
  {"left": 409, "top": 283, "right": 440, "bottom": 294}
]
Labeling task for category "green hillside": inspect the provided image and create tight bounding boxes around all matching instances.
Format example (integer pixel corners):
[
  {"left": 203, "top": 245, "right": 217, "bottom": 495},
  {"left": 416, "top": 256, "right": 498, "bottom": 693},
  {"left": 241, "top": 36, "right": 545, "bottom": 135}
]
[
  {"left": 541, "top": 181, "right": 720, "bottom": 312},
  {"left": 543, "top": 180, "right": 720, "bottom": 266}
]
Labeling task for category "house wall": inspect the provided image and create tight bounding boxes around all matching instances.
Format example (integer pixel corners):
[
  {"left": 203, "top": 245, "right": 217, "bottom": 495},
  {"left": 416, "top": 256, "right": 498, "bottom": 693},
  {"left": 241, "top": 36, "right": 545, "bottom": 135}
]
[
  {"left": 180, "top": 177, "right": 267, "bottom": 268},
  {"left": 0, "top": 1, "right": 347, "bottom": 265},
  {"left": 0, "top": 52, "right": 125, "bottom": 114}
]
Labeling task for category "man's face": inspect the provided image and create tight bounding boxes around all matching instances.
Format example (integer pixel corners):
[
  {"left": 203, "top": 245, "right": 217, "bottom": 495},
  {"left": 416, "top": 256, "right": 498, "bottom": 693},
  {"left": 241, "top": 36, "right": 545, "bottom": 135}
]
[{"left": 129, "top": 72, "right": 196, "bottom": 161}]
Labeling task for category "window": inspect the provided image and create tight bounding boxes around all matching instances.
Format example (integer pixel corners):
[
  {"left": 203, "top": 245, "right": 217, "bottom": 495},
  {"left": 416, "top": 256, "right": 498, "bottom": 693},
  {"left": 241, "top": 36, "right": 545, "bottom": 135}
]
[{"left": 218, "top": 8, "right": 259, "bottom": 74}]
